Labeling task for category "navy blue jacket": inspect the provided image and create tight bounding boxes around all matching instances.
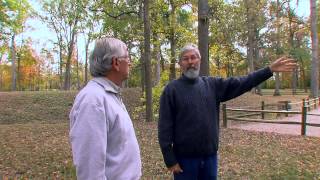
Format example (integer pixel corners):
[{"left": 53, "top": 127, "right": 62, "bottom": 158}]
[{"left": 158, "top": 67, "right": 273, "bottom": 167}]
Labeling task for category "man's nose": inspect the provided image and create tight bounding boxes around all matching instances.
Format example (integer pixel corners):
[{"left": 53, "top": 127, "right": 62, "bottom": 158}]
[{"left": 188, "top": 59, "right": 195, "bottom": 64}]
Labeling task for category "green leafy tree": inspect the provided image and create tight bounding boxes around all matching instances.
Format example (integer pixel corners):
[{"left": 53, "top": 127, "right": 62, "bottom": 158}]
[{"left": 1, "top": 0, "right": 31, "bottom": 91}]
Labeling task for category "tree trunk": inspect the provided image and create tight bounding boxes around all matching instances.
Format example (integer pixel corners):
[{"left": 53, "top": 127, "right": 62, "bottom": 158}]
[
  {"left": 198, "top": 0, "right": 209, "bottom": 76},
  {"left": 160, "top": 48, "right": 165, "bottom": 72},
  {"left": 11, "top": 34, "right": 17, "bottom": 91},
  {"left": 76, "top": 46, "right": 80, "bottom": 89},
  {"left": 254, "top": 26, "right": 262, "bottom": 95},
  {"left": 169, "top": 0, "right": 176, "bottom": 81},
  {"left": 84, "top": 36, "right": 91, "bottom": 85},
  {"left": 291, "top": 69, "right": 297, "bottom": 95},
  {"left": 310, "top": 0, "right": 319, "bottom": 98},
  {"left": 64, "top": 27, "right": 78, "bottom": 90},
  {"left": 139, "top": 1, "right": 145, "bottom": 93},
  {"left": 153, "top": 33, "right": 161, "bottom": 86},
  {"left": 17, "top": 52, "right": 21, "bottom": 90},
  {"left": 169, "top": 35, "right": 176, "bottom": 81},
  {"left": 226, "top": 62, "right": 231, "bottom": 77},
  {"left": 274, "top": 0, "right": 281, "bottom": 96},
  {"left": 245, "top": 0, "right": 255, "bottom": 74},
  {"left": 59, "top": 39, "right": 63, "bottom": 90},
  {"left": 245, "top": 0, "right": 256, "bottom": 93},
  {"left": 144, "top": 0, "right": 153, "bottom": 122},
  {"left": 37, "top": 65, "right": 41, "bottom": 90},
  {"left": 140, "top": 45, "right": 145, "bottom": 93},
  {"left": 287, "top": 3, "right": 297, "bottom": 95},
  {"left": 300, "top": 60, "right": 308, "bottom": 93},
  {"left": 274, "top": 72, "right": 281, "bottom": 96}
]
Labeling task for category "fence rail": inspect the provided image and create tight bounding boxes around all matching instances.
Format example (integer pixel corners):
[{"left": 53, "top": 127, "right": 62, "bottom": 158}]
[{"left": 222, "top": 97, "right": 320, "bottom": 136}]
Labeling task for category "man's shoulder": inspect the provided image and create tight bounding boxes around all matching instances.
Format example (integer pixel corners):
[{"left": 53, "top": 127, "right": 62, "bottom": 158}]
[
  {"left": 199, "top": 76, "right": 220, "bottom": 84},
  {"left": 75, "top": 81, "right": 107, "bottom": 102},
  {"left": 163, "top": 78, "right": 182, "bottom": 90},
  {"left": 81, "top": 81, "right": 105, "bottom": 94}
]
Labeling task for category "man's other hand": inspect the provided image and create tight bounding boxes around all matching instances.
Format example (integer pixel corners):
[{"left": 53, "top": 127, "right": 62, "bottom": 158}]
[
  {"left": 269, "top": 57, "right": 297, "bottom": 72},
  {"left": 168, "top": 163, "right": 183, "bottom": 174}
]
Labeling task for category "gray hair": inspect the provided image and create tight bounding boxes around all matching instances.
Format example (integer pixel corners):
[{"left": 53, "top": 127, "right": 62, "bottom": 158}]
[
  {"left": 89, "top": 37, "right": 128, "bottom": 77},
  {"left": 179, "top": 43, "right": 201, "bottom": 61}
]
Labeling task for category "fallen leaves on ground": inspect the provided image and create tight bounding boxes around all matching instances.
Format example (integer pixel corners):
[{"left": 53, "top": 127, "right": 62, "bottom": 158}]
[{"left": 0, "top": 90, "right": 319, "bottom": 179}]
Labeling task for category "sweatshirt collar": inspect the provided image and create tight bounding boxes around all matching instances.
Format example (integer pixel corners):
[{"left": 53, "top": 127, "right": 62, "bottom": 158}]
[
  {"left": 92, "top": 77, "right": 121, "bottom": 94},
  {"left": 180, "top": 74, "right": 200, "bottom": 83}
]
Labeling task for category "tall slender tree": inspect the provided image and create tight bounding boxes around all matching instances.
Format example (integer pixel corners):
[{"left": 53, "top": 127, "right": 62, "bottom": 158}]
[
  {"left": 10, "top": 34, "right": 17, "bottom": 90},
  {"left": 2, "top": 0, "right": 31, "bottom": 91},
  {"left": 41, "top": 0, "right": 84, "bottom": 90},
  {"left": 198, "top": 0, "right": 209, "bottom": 76},
  {"left": 168, "top": 0, "right": 177, "bottom": 80},
  {"left": 274, "top": 0, "right": 282, "bottom": 96},
  {"left": 244, "top": 0, "right": 256, "bottom": 93},
  {"left": 310, "top": 0, "right": 318, "bottom": 98},
  {"left": 144, "top": 0, "right": 153, "bottom": 122}
]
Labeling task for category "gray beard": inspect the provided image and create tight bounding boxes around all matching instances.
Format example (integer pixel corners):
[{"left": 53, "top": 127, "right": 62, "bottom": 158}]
[{"left": 184, "top": 68, "right": 200, "bottom": 79}]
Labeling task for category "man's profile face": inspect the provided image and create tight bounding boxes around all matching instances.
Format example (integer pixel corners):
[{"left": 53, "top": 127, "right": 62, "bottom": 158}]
[
  {"left": 117, "top": 48, "right": 131, "bottom": 80},
  {"left": 179, "top": 50, "right": 200, "bottom": 79}
]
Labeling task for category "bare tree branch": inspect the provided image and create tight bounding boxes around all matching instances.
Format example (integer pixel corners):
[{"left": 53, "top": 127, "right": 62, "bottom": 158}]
[{"left": 89, "top": 8, "right": 139, "bottom": 18}]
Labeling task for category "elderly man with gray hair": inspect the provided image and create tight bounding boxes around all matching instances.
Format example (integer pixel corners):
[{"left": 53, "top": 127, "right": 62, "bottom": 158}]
[
  {"left": 158, "top": 43, "right": 297, "bottom": 179},
  {"left": 69, "top": 37, "right": 141, "bottom": 180}
]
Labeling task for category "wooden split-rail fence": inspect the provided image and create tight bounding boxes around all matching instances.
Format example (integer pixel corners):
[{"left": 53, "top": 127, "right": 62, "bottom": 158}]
[{"left": 222, "top": 97, "right": 320, "bottom": 136}]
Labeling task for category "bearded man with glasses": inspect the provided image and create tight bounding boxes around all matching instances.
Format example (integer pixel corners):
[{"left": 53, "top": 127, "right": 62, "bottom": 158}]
[{"left": 158, "top": 43, "right": 297, "bottom": 180}]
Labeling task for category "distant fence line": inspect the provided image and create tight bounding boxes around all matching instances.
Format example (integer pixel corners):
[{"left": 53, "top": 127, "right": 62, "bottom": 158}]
[
  {"left": 260, "top": 89, "right": 310, "bottom": 95},
  {"left": 222, "top": 97, "right": 320, "bottom": 136}
]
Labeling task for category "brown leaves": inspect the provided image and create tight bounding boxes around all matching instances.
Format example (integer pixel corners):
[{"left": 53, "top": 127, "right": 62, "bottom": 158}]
[{"left": 0, "top": 91, "right": 319, "bottom": 179}]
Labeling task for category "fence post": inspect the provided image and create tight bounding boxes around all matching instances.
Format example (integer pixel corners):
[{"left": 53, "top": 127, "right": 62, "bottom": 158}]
[
  {"left": 223, "top": 104, "right": 227, "bottom": 128},
  {"left": 285, "top": 101, "right": 289, "bottom": 117},
  {"left": 301, "top": 99, "right": 307, "bottom": 136},
  {"left": 261, "top": 101, "right": 265, "bottom": 119},
  {"left": 306, "top": 98, "right": 310, "bottom": 111}
]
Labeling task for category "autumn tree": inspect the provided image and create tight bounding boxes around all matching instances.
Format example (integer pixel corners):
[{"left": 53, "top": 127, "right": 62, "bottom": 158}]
[
  {"left": 41, "top": 0, "right": 85, "bottom": 90},
  {"left": 1, "top": 0, "right": 31, "bottom": 91}
]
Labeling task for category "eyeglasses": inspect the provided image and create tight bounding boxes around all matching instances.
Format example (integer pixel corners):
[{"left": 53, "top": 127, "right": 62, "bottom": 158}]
[
  {"left": 181, "top": 55, "right": 199, "bottom": 62},
  {"left": 117, "top": 55, "right": 131, "bottom": 63}
]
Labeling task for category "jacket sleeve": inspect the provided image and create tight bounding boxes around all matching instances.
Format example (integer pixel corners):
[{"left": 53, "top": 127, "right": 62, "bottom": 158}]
[
  {"left": 216, "top": 67, "right": 273, "bottom": 102},
  {"left": 69, "top": 102, "right": 108, "bottom": 180},
  {"left": 158, "top": 86, "right": 177, "bottom": 168}
]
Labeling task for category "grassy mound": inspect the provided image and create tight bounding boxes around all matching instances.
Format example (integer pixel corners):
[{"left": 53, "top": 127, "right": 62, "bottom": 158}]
[
  {"left": 0, "top": 90, "right": 319, "bottom": 179},
  {"left": 0, "top": 88, "right": 141, "bottom": 124}
]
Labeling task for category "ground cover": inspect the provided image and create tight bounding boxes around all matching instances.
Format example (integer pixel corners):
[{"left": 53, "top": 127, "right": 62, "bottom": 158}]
[{"left": 0, "top": 90, "right": 319, "bottom": 179}]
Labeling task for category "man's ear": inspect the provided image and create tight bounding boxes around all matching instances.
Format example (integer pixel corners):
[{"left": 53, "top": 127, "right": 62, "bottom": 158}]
[{"left": 111, "top": 57, "right": 120, "bottom": 71}]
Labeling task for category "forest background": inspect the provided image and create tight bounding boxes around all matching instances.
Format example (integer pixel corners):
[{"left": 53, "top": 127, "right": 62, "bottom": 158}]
[
  {"left": 1, "top": 0, "right": 319, "bottom": 121},
  {"left": 1, "top": 0, "right": 320, "bottom": 178}
]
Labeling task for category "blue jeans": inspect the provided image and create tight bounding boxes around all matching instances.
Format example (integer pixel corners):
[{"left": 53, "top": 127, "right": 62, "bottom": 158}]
[{"left": 174, "top": 154, "right": 218, "bottom": 180}]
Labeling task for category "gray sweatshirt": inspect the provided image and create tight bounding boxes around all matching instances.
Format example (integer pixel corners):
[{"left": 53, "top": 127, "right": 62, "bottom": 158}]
[{"left": 69, "top": 77, "right": 141, "bottom": 180}]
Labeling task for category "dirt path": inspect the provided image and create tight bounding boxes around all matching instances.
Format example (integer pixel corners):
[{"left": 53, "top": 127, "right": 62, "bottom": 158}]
[{"left": 231, "top": 107, "right": 320, "bottom": 137}]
